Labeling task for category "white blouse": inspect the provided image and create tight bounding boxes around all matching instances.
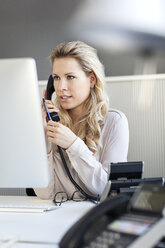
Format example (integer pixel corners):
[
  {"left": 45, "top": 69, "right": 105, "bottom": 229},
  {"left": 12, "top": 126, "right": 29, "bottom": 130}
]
[{"left": 34, "top": 109, "right": 129, "bottom": 199}]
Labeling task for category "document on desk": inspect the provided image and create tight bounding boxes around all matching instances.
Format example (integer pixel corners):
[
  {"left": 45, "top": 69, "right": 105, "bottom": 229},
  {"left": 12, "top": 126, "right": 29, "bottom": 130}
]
[{"left": 0, "top": 196, "right": 59, "bottom": 213}]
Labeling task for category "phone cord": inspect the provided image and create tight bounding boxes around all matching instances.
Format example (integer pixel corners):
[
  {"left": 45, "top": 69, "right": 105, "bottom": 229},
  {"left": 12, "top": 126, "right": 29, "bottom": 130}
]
[{"left": 57, "top": 145, "right": 99, "bottom": 202}]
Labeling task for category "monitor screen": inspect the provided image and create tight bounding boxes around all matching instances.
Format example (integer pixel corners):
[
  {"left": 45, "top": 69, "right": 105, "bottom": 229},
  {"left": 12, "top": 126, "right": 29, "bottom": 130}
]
[{"left": 0, "top": 58, "right": 49, "bottom": 188}]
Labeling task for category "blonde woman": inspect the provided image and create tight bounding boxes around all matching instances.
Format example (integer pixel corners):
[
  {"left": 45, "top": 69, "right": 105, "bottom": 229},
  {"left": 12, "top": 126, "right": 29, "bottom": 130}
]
[{"left": 34, "top": 41, "right": 129, "bottom": 201}]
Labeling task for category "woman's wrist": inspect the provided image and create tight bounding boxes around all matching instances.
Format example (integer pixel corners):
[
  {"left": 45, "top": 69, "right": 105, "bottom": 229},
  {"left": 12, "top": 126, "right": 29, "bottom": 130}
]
[{"left": 45, "top": 137, "right": 51, "bottom": 154}]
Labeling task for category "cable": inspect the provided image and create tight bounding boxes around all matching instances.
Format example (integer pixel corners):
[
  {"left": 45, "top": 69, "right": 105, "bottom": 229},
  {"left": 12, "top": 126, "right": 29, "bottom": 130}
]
[{"left": 57, "top": 145, "right": 99, "bottom": 202}]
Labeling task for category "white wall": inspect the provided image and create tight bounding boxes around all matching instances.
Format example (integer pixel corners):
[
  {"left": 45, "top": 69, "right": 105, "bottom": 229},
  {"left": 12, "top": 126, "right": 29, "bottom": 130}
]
[{"left": 105, "top": 74, "right": 165, "bottom": 178}]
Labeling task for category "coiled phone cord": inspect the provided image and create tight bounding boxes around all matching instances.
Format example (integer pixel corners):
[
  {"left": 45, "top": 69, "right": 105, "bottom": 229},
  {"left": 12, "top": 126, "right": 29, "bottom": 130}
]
[{"left": 57, "top": 145, "right": 100, "bottom": 202}]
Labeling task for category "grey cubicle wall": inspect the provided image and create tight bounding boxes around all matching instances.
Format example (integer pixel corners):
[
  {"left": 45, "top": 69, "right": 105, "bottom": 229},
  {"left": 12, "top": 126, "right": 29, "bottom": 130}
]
[{"left": 106, "top": 74, "right": 165, "bottom": 178}]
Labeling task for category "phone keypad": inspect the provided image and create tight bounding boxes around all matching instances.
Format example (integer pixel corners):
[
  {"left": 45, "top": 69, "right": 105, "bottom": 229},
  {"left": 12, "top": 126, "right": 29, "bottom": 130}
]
[{"left": 84, "top": 230, "right": 136, "bottom": 248}]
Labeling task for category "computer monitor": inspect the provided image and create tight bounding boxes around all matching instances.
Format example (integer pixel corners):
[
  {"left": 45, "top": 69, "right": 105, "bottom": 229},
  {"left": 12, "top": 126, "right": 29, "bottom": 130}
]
[{"left": 0, "top": 58, "right": 49, "bottom": 188}]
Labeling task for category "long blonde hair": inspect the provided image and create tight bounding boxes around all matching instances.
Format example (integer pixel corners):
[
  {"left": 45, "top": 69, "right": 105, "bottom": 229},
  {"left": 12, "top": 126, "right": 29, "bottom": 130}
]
[{"left": 50, "top": 41, "right": 108, "bottom": 154}]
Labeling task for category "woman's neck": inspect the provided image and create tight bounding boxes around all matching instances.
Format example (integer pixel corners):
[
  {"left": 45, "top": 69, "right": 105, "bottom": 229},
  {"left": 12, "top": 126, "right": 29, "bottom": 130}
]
[{"left": 68, "top": 108, "right": 82, "bottom": 125}]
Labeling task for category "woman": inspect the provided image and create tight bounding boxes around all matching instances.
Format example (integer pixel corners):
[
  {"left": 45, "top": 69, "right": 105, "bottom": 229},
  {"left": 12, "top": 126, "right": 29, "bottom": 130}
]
[{"left": 34, "top": 41, "right": 129, "bottom": 201}]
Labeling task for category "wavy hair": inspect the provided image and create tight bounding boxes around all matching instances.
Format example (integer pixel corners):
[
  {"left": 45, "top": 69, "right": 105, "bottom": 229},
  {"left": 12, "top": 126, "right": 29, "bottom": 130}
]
[{"left": 50, "top": 41, "right": 109, "bottom": 154}]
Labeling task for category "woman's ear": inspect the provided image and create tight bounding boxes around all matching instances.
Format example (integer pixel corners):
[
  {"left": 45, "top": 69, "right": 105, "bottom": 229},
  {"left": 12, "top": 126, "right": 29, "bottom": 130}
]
[{"left": 90, "top": 72, "right": 96, "bottom": 88}]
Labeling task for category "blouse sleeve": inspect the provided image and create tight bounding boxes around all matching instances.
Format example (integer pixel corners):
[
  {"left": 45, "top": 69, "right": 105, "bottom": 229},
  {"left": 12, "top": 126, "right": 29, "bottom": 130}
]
[{"left": 66, "top": 111, "right": 129, "bottom": 195}]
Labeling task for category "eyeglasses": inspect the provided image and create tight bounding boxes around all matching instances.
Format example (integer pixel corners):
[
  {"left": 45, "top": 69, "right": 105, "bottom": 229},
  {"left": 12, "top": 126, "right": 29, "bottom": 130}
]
[{"left": 53, "top": 191, "right": 87, "bottom": 206}]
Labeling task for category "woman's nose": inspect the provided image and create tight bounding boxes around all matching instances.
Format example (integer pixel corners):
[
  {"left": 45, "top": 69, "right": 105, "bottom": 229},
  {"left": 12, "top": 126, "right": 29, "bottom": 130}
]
[{"left": 58, "top": 79, "right": 68, "bottom": 91}]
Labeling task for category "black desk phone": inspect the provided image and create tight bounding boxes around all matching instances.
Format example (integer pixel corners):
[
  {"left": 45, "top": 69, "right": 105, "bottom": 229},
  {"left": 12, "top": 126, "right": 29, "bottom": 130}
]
[{"left": 60, "top": 184, "right": 165, "bottom": 248}]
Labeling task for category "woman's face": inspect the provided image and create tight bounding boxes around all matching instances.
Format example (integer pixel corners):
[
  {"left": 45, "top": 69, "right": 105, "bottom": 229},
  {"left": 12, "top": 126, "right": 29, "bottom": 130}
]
[{"left": 52, "top": 57, "right": 95, "bottom": 116}]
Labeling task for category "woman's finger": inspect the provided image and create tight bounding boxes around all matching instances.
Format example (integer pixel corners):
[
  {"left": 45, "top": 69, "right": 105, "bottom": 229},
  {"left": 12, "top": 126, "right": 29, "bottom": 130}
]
[
  {"left": 42, "top": 89, "right": 46, "bottom": 99},
  {"left": 46, "top": 103, "right": 59, "bottom": 112}
]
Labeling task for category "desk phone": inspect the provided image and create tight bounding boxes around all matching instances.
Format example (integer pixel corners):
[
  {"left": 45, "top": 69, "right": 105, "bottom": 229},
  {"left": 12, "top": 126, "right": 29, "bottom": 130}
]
[{"left": 60, "top": 184, "right": 165, "bottom": 248}]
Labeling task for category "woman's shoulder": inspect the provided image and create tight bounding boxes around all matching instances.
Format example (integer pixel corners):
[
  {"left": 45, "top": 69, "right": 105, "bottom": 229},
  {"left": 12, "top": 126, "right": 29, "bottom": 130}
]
[
  {"left": 105, "top": 108, "right": 128, "bottom": 123},
  {"left": 101, "top": 108, "right": 129, "bottom": 138}
]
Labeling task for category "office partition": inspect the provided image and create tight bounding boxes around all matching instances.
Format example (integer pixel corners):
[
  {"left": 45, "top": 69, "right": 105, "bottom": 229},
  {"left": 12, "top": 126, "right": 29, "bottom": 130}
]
[{"left": 105, "top": 74, "right": 165, "bottom": 178}]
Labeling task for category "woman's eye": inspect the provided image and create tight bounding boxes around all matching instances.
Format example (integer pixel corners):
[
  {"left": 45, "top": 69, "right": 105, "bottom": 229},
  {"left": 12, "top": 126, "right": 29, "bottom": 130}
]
[
  {"left": 67, "top": 75, "right": 75, "bottom": 80},
  {"left": 53, "top": 75, "right": 60, "bottom": 81}
]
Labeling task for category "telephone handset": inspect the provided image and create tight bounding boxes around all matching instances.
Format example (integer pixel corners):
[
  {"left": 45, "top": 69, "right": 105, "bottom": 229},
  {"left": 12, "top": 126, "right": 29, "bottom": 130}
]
[
  {"left": 45, "top": 74, "right": 54, "bottom": 100},
  {"left": 45, "top": 74, "right": 60, "bottom": 122}
]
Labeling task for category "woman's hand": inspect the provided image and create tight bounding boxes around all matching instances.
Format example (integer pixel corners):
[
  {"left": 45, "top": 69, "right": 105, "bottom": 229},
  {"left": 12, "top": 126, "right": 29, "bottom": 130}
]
[
  {"left": 41, "top": 90, "right": 59, "bottom": 153},
  {"left": 41, "top": 90, "right": 59, "bottom": 135},
  {"left": 47, "top": 120, "right": 77, "bottom": 149}
]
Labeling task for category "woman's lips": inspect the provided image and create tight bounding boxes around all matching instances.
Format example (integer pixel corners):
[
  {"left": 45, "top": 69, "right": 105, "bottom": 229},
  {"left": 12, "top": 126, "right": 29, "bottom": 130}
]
[{"left": 59, "top": 95, "right": 72, "bottom": 101}]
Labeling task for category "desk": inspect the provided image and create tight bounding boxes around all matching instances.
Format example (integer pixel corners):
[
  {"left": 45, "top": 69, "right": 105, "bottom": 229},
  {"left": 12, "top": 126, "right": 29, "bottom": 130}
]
[{"left": 0, "top": 196, "right": 95, "bottom": 247}]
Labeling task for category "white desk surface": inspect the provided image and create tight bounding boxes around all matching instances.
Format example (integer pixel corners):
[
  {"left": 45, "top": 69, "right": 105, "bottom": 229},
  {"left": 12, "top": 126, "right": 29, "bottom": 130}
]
[{"left": 0, "top": 196, "right": 95, "bottom": 247}]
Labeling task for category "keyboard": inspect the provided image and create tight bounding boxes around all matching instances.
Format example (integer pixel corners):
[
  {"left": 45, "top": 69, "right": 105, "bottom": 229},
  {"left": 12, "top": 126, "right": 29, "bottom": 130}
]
[{"left": 0, "top": 195, "right": 59, "bottom": 213}]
